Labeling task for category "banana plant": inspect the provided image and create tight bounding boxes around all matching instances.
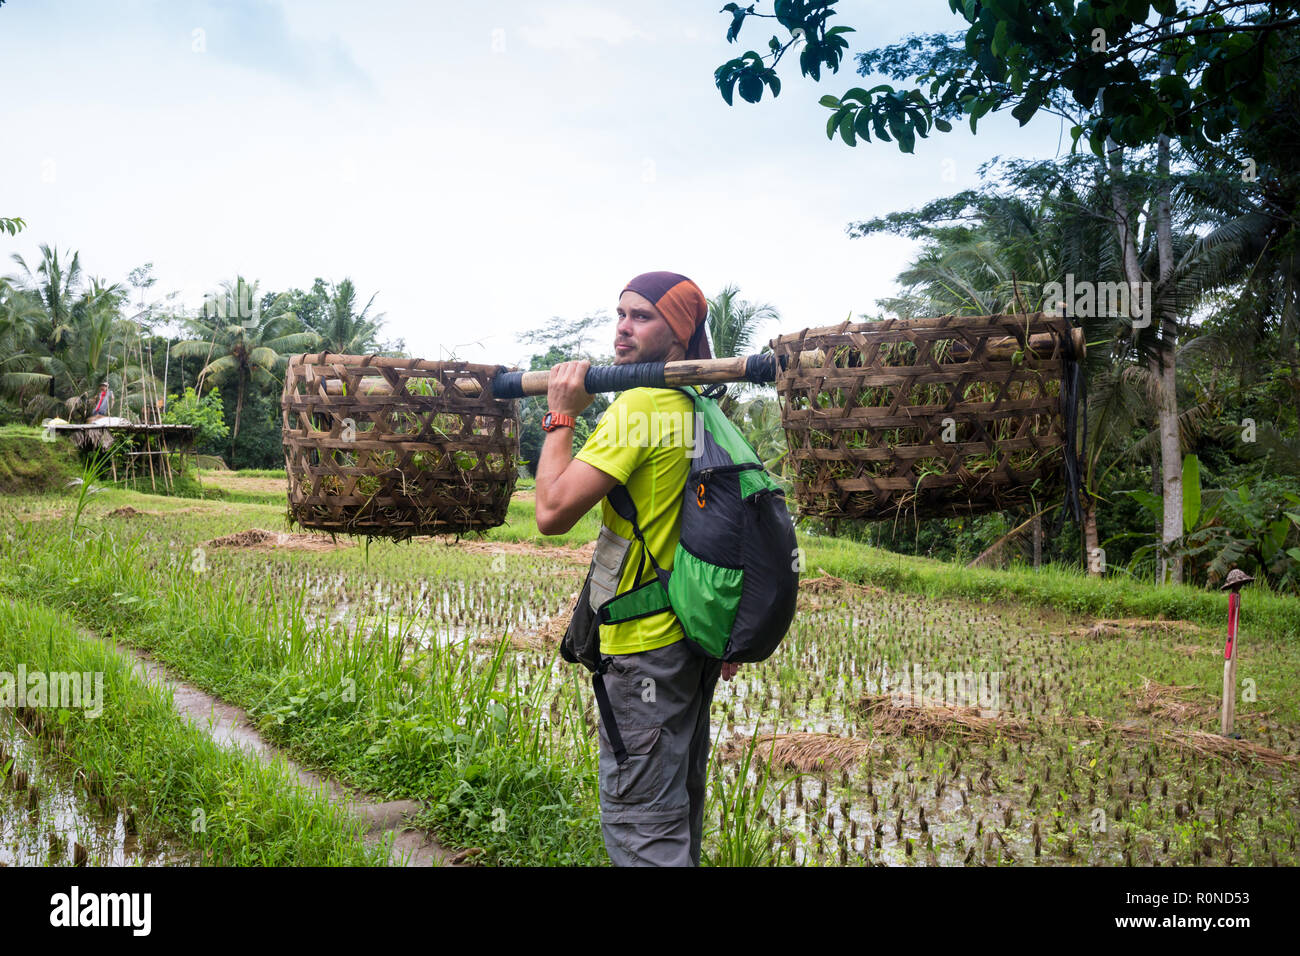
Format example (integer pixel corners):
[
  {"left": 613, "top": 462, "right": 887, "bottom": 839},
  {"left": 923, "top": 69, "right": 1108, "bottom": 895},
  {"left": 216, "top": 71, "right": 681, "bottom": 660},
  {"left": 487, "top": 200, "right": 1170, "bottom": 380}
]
[{"left": 1112, "top": 453, "right": 1300, "bottom": 591}]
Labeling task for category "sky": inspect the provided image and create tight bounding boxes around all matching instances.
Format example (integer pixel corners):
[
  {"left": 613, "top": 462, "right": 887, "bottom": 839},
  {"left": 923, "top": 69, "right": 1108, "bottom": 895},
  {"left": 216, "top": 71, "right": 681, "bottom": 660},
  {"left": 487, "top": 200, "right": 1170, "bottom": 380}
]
[{"left": 1, "top": 0, "right": 1074, "bottom": 367}]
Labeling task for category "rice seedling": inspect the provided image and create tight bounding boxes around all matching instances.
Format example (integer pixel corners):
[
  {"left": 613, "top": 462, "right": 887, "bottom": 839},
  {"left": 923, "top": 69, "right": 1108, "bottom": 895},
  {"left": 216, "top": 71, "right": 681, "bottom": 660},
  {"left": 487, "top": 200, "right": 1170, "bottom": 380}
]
[
  {"left": 66, "top": 446, "right": 112, "bottom": 538},
  {"left": 702, "top": 731, "right": 794, "bottom": 866}
]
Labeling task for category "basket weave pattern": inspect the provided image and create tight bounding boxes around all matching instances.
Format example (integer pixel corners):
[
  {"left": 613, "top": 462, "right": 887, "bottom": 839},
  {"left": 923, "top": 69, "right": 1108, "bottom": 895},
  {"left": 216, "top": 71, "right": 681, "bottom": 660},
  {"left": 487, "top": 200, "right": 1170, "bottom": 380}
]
[
  {"left": 770, "top": 314, "right": 1072, "bottom": 522},
  {"left": 282, "top": 354, "right": 518, "bottom": 539}
]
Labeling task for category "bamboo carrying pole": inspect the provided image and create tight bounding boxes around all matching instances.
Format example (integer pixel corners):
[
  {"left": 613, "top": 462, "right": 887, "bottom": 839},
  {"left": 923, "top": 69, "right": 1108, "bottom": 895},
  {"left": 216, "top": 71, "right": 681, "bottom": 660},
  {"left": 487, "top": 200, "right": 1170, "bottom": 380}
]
[{"left": 312, "top": 327, "right": 1085, "bottom": 399}]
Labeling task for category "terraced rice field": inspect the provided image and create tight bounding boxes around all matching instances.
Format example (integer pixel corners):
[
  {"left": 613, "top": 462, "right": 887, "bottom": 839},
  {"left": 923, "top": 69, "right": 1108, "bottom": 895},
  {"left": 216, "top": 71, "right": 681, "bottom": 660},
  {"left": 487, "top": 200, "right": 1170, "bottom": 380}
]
[{"left": 2, "top": 475, "right": 1297, "bottom": 866}]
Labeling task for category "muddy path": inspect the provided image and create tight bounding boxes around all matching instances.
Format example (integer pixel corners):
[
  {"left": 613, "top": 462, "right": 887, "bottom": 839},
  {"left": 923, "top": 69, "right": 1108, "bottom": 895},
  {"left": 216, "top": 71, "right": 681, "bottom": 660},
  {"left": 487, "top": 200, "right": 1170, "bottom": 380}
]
[{"left": 80, "top": 628, "right": 454, "bottom": 867}]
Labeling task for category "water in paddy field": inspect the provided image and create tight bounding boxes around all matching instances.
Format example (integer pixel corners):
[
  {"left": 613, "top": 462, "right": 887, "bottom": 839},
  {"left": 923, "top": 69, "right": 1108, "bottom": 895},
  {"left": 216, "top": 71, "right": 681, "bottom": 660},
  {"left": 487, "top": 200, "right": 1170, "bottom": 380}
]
[
  {"left": 0, "top": 712, "right": 196, "bottom": 867},
  {"left": 295, "top": 570, "right": 548, "bottom": 652}
]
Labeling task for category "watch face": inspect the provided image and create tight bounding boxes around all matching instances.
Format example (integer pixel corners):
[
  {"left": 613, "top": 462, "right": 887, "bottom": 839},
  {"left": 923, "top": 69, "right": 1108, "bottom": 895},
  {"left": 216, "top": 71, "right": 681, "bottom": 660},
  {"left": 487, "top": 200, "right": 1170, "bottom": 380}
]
[{"left": 542, "top": 412, "right": 554, "bottom": 430}]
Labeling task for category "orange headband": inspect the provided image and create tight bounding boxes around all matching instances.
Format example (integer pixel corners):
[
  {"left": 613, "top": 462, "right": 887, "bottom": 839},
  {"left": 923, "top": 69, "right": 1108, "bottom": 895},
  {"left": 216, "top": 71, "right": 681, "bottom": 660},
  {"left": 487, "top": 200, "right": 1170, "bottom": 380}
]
[{"left": 620, "top": 271, "right": 712, "bottom": 360}]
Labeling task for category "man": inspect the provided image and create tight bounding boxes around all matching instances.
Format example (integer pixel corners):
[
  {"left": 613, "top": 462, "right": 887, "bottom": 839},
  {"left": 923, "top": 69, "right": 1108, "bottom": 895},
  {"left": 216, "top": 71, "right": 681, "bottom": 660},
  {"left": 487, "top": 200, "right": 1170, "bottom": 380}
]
[
  {"left": 89, "top": 381, "right": 113, "bottom": 421},
  {"left": 534, "top": 270, "right": 739, "bottom": 867}
]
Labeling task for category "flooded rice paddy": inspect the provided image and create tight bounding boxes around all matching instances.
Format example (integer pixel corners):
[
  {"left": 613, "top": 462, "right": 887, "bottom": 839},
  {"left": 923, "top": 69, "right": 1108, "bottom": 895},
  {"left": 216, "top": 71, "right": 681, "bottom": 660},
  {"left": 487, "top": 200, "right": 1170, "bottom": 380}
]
[
  {"left": 188, "top": 523, "right": 1300, "bottom": 867},
  {"left": 0, "top": 711, "right": 195, "bottom": 867},
  {"left": 9, "top": 492, "right": 1298, "bottom": 866}
]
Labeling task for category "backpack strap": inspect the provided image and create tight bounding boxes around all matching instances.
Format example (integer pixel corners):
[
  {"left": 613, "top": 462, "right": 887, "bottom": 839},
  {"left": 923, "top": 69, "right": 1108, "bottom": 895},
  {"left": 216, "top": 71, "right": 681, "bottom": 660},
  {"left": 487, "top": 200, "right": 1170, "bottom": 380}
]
[
  {"left": 590, "top": 662, "right": 627, "bottom": 765},
  {"left": 601, "top": 486, "right": 672, "bottom": 623},
  {"left": 592, "top": 396, "right": 703, "bottom": 762},
  {"left": 589, "top": 484, "right": 675, "bottom": 767},
  {"left": 606, "top": 484, "right": 672, "bottom": 595}
]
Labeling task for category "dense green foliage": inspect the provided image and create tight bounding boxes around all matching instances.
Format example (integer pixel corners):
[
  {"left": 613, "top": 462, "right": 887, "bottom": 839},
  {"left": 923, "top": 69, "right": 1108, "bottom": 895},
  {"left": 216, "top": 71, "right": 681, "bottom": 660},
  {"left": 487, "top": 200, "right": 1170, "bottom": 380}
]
[
  {"left": 716, "top": 1, "right": 1300, "bottom": 154},
  {"left": 163, "top": 385, "right": 229, "bottom": 447}
]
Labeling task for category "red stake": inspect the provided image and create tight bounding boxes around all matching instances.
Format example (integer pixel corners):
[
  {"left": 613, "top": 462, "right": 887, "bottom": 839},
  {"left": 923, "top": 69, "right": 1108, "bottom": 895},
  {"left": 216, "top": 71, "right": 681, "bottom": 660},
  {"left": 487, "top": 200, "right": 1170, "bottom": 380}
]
[{"left": 1219, "top": 569, "right": 1253, "bottom": 737}]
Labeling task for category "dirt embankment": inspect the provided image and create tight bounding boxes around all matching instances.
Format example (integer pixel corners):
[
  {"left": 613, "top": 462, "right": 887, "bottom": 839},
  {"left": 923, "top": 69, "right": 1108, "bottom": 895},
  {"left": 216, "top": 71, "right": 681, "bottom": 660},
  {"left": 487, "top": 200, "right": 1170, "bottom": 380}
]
[
  {"left": 0, "top": 426, "right": 78, "bottom": 495},
  {"left": 198, "top": 472, "right": 288, "bottom": 496},
  {"left": 205, "top": 528, "right": 356, "bottom": 551}
]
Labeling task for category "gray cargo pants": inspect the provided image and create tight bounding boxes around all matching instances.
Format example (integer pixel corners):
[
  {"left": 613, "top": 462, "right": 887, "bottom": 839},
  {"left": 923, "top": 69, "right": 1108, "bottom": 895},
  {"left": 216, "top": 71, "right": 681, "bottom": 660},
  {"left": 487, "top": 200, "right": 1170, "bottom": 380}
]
[{"left": 595, "top": 637, "right": 724, "bottom": 866}]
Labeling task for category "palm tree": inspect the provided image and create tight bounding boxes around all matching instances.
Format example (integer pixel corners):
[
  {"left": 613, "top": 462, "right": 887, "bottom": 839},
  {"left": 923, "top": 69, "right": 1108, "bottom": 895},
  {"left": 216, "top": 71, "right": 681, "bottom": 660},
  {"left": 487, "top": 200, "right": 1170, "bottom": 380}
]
[
  {"left": 4, "top": 246, "right": 146, "bottom": 422},
  {"left": 865, "top": 171, "right": 1112, "bottom": 319},
  {"left": 0, "top": 276, "right": 47, "bottom": 409},
  {"left": 737, "top": 392, "right": 788, "bottom": 473},
  {"left": 40, "top": 277, "right": 139, "bottom": 421},
  {"left": 9, "top": 244, "right": 83, "bottom": 353},
  {"left": 707, "top": 284, "right": 782, "bottom": 420},
  {"left": 1176, "top": 28, "right": 1300, "bottom": 411},
  {"left": 318, "top": 278, "right": 388, "bottom": 355},
  {"left": 707, "top": 283, "right": 780, "bottom": 358},
  {"left": 879, "top": 234, "right": 1042, "bottom": 317},
  {"left": 172, "top": 276, "right": 318, "bottom": 455}
]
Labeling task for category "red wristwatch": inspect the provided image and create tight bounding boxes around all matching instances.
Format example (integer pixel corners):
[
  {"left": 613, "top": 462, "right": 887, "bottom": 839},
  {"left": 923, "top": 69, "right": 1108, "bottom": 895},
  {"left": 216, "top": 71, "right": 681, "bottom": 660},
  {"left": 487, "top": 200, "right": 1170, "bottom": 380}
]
[{"left": 542, "top": 411, "right": 576, "bottom": 432}]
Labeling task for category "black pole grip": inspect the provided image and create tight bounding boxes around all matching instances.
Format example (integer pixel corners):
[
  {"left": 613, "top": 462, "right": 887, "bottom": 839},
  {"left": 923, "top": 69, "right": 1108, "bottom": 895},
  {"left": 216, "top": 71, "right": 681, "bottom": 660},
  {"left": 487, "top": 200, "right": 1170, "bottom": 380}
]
[
  {"left": 489, "top": 352, "right": 779, "bottom": 399},
  {"left": 489, "top": 370, "right": 526, "bottom": 399},
  {"left": 584, "top": 361, "right": 668, "bottom": 393},
  {"left": 745, "top": 353, "right": 778, "bottom": 384}
]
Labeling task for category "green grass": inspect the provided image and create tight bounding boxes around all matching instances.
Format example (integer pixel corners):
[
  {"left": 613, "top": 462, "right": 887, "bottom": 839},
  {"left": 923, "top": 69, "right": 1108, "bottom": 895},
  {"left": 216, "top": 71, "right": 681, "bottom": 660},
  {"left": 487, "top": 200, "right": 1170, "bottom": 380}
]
[
  {"left": 483, "top": 494, "right": 601, "bottom": 547},
  {"left": 114, "top": 459, "right": 214, "bottom": 499},
  {"left": 800, "top": 532, "right": 1300, "bottom": 640},
  {"left": 200, "top": 486, "right": 284, "bottom": 506},
  {"left": 0, "top": 425, "right": 77, "bottom": 495},
  {"left": 229, "top": 468, "right": 289, "bottom": 479},
  {"left": 0, "top": 594, "right": 387, "bottom": 866},
  {"left": 0, "top": 518, "right": 607, "bottom": 866}
]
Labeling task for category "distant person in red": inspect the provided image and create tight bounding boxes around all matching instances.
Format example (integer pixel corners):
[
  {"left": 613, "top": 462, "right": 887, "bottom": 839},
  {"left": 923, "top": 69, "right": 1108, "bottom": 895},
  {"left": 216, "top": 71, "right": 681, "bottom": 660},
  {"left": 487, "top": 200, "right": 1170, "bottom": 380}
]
[{"left": 89, "top": 382, "right": 112, "bottom": 420}]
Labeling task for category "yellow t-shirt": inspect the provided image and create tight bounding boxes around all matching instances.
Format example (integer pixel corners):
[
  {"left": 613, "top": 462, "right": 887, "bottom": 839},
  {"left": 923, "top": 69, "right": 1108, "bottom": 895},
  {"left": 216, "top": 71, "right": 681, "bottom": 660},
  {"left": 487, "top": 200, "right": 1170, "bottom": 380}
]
[{"left": 574, "top": 386, "right": 698, "bottom": 655}]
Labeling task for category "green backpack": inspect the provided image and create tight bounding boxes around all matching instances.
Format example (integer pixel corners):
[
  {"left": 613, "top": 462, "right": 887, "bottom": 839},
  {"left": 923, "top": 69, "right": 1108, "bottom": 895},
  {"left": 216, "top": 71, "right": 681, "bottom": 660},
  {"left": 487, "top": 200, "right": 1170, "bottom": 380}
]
[{"left": 561, "top": 385, "right": 800, "bottom": 763}]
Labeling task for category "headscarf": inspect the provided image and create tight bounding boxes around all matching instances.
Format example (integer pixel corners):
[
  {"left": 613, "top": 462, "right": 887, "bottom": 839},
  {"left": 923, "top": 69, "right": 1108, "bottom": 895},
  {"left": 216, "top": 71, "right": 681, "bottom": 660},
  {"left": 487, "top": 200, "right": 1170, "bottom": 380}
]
[{"left": 620, "top": 271, "right": 713, "bottom": 360}]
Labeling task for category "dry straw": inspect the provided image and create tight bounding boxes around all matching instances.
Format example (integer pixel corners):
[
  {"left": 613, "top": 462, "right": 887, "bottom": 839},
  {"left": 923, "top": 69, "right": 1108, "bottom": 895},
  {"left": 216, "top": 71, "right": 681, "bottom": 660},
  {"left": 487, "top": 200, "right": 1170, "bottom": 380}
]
[
  {"left": 855, "top": 692, "right": 1038, "bottom": 741},
  {"left": 720, "top": 687, "right": 1298, "bottom": 772},
  {"left": 1124, "top": 676, "right": 1222, "bottom": 727},
  {"left": 718, "top": 731, "right": 878, "bottom": 773}
]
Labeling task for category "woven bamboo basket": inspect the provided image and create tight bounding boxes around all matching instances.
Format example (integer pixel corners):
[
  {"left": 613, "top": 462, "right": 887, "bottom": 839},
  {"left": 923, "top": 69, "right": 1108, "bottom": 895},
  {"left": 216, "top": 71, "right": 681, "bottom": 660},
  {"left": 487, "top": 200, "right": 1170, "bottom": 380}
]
[
  {"left": 281, "top": 353, "right": 519, "bottom": 540},
  {"left": 770, "top": 313, "right": 1079, "bottom": 522}
]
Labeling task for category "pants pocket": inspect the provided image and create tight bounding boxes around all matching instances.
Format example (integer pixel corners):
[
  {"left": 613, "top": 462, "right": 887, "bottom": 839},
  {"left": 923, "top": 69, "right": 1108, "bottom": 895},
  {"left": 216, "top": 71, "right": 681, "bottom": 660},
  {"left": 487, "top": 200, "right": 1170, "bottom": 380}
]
[{"left": 603, "top": 726, "right": 662, "bottom": 801}]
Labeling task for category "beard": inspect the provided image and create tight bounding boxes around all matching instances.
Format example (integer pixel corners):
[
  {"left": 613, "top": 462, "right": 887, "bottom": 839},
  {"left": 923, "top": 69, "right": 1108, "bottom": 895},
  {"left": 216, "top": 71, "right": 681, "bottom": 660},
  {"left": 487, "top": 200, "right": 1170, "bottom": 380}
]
[{"left": 613, "top": 338, "right": 673, "bottom": 365}]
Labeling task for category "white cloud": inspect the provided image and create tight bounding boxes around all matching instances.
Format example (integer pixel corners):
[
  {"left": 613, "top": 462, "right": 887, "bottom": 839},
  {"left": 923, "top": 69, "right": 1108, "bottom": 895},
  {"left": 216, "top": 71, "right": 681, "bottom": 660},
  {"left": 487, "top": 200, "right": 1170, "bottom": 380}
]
[
  {"left": 517, "top": 3, "right": 655, "bottom": 52},
  {"left": 185, "top": 0, "right": 372, "bottom": 93}
]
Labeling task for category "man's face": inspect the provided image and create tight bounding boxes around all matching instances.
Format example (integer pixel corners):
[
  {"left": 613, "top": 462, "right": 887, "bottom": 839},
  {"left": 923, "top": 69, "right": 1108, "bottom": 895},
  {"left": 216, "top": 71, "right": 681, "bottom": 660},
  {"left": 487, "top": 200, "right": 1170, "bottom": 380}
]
[{"left": 614, "top": 291, "right": 683, "bottom": 365}]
